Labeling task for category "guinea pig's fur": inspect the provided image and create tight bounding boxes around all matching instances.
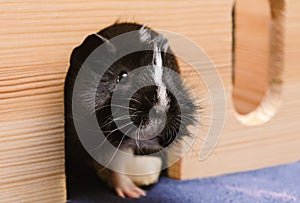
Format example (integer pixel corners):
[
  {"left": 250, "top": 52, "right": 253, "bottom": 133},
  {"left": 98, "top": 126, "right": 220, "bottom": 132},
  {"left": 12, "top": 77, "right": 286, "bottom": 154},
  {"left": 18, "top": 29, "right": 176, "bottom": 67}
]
[{"left": 65, "top": 22, "right": 198, "bottom": 198}]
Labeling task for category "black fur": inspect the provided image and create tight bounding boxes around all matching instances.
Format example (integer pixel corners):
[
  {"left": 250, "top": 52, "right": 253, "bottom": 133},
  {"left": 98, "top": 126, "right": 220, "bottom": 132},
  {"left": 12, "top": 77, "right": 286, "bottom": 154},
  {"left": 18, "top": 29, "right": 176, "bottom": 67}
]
[{"left": 65, "top": 22, "right": 197, "bottom": 188}]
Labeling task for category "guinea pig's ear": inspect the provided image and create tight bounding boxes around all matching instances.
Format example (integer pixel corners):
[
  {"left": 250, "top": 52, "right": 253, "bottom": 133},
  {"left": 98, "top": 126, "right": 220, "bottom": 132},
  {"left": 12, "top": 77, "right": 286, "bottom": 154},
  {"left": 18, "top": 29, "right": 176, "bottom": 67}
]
[
  {"left": 67, "top": 34, "right": 112, "bottom": 113},
  {"left": 70, "top": 34, "right": 105, "bottom": 74}
]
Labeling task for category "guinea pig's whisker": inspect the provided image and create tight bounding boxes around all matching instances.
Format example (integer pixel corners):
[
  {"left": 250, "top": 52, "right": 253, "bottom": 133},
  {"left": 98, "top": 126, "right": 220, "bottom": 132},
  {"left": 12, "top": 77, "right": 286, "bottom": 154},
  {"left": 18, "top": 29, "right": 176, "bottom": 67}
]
[
  {"left": 101, "top": 118, "right": 115, "bottom": 128},
  {"left": 141, "top": 94, "right": 155, "bottom": 105},
  {"left": 100, "top": 127, "right": 130, "bottom": 172},
  {"left": 130, "top": 98, "right": 142, "bottom": 105},
  {"left": 112, "top": 105, "right": 137, "bottom": 111},
  {"left": 90, "top": 138, "right": 109, "bottom": 152},
  {"left": 109, "top": 121, "right": 134, "bottom": 134},
  {"left": 137, "top": 123, "right": 149, "bottom": 154},
  {"left": 101, "top": 112, "right": 140, "bottom": 128},
  {"left": 95, "top": 104, "right": 113, "bottom": 110},
  {"left": 178, "top": 141, "right": 199, "bottom": 157},
  {"left": 166, "top": 133, "right": 175, "bottom": 146},
  {"left": 119, "top": 97, "right": 142, "bottom": 105},
  {"left": 172, "top": 117, "right": 206, "bottom": 136},
  {"left": 129, "top": 111, "right": 142, "bottom": 117},
  {"left": 95, "top": 103, "right": 138, "bottom": 112},
  {"left": 89, "top": 130, "right": 118, "bottom": 152},
  {"left": 107, "top": 104, "right": 137, "bottom": 111},
  {"left": 90, "top": 128, "right": 123, "bottom": 152},
  {"left": 91, "top": 122, "right": 135, "bottom": 153},
  {"left": 135, "top": 129, "right": 141, "bottom": 152},
  {"left": 174, "top": 138, "right": 198, "bottom": 155},
  {"left": 170, "top": 124, "right": 218, "bottom": 153},
  {"left": 113, "top": 115, "right": 133, "bottom": 121},
  {"left": 174, "top": 117, "right": 192, "bottom": 127},
  {"left": 180, "top": 115, "right": 197, "bottom": 122},
  {"left": 181, "top": 112, "right": 198, "bottom": 117}
]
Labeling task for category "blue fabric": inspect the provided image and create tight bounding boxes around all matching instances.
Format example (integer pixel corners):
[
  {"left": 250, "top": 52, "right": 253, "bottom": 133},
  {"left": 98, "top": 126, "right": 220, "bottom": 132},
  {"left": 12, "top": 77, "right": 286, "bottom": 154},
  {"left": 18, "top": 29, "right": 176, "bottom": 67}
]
[{"left": 69, "top": 161, "right": 300, "bottom": 203}]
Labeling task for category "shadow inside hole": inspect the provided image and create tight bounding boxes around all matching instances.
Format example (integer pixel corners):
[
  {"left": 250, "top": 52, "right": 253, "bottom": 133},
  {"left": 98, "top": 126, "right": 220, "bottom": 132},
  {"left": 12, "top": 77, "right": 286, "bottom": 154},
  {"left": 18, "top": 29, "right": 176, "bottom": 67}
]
[{"left": 232, "top": 0, "right": 285, "bottom": 125}]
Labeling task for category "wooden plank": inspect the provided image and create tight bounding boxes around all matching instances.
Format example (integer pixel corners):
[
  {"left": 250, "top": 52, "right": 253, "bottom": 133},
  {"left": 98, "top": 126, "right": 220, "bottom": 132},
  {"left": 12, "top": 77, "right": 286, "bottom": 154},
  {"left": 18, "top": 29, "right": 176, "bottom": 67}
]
[
  {"left": 168, "top": 0, "right": 300, "bottom": 179},
  {"left": 232, "top": 0, "right": 271, "bottom": 114},
  {"left": 0, "top": 0, "right": 231, "bottom": 201},
  {"left": 1, "top": 0, "right": 299, "bottom": 201}
]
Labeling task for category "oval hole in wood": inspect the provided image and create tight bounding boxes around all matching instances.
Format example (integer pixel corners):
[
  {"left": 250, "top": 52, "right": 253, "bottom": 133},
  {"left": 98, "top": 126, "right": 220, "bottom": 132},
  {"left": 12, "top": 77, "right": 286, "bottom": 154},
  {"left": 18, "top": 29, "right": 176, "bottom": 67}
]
[{"left": 232, "top": 0, "right": 285, "bottom": 125}]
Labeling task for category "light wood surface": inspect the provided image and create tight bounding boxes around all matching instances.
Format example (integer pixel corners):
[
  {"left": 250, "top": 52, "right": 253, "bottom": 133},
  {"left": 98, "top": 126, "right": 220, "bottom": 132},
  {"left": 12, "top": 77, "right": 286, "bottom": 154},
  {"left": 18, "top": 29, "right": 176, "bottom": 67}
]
[
  {"left": 169, "top": 0, "right": 300, "bottom": 179},
  {"left": 233, "top": 0, "right": 271, "bottom": 115},
  {"left": 0, "top": 1, "right": 231, "bottom": 201},
  {"left": 1, "top": 0, "right": 299, "bottom": 202}
]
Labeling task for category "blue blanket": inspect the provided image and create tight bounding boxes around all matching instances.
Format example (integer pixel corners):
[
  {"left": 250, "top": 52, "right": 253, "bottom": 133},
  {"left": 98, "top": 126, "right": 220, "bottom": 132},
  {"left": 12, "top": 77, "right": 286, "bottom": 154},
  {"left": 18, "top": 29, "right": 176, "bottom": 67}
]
[{"left": 69, "top": 161, "right": 300, "bottom": 203}]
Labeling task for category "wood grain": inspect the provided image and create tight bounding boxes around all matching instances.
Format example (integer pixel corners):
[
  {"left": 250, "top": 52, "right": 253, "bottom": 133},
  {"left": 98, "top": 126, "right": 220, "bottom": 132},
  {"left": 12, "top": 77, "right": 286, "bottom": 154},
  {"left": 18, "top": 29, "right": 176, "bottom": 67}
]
[
  {"left": 233, "top": 0, "right": 271, "bottom": 115},
  {"left": 0, "top": 1, "right": 231, "bottom": 202},
  {"left": 1, "top": 0, "right": 299, "bottom": 202},
  {"left": 169, "top": 0, "right": 300, "bottom": 179}
]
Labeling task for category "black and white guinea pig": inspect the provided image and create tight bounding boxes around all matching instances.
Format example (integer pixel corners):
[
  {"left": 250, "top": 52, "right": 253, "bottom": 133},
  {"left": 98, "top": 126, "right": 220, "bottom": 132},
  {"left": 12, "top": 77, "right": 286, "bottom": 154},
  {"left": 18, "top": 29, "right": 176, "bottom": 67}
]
[{"left": 65, "top": 22, "right": 198, "bottom": 198}]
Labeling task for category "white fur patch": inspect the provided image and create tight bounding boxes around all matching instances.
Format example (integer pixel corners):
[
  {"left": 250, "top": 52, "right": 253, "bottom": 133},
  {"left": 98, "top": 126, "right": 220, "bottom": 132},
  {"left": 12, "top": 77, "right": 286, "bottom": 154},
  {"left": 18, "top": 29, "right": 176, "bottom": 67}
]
[
  {"left": 153, "top": 43, "right": 169, "bottom": 109},
  {"left": 138, "top": 25, "right": 170, "bottom": 110},
  {"left": 139, "top": 25, "right": 169, "bottom": 51},
  {"left": 154, "top": 34, "right": 169, "bottom": 53},
  {"left": 139, "top": 25, "right": 151, "bottom": 43}
]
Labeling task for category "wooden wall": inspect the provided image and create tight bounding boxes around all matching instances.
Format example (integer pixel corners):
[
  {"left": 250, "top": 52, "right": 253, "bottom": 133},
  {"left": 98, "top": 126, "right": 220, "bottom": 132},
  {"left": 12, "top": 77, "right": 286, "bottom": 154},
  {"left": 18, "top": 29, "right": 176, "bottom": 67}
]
[
  {"left": 168, "top": 0, "right": 300, "bottom": 179},
  {"left": 1, "top": 0, "right": 299, "bottom": 202}
]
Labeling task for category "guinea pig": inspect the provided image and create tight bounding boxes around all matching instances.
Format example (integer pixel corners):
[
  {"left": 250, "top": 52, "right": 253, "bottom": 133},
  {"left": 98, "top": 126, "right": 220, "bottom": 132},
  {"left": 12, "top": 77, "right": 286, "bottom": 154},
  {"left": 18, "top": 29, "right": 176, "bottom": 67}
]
[{"left": 65, "top": 22, "right": 198, "bottom": 198}]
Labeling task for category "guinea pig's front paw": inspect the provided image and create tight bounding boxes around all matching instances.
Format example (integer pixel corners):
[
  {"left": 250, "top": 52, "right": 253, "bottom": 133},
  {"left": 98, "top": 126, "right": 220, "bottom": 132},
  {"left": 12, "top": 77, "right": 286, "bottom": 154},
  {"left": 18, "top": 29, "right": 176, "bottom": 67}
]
[{"left": 108, "top": 172, "right": 146, "bottom": 198}]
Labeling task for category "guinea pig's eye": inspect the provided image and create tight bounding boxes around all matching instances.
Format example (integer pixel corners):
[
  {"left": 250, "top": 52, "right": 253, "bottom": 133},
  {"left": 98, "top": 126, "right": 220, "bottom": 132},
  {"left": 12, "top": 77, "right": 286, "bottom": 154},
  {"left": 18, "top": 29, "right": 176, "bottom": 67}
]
[{"left": 116, "top": 71, "right": 128, "bottom": 83}]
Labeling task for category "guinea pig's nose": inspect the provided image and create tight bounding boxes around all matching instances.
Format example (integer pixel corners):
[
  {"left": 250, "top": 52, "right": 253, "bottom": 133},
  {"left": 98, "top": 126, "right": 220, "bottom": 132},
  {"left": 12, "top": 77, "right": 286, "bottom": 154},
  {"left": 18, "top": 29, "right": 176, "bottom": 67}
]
[
  {"left": 148, "top": 106, "right": 167, "bottom": 138},
  {"left": 149, "top": 106, "right": 165, "bottom": 120}
]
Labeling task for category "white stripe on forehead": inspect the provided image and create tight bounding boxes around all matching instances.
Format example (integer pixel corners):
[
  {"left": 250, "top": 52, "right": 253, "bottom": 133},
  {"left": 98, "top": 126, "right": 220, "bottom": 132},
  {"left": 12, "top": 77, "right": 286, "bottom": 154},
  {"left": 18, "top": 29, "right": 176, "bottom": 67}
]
[
  {"left": 138, "top": 25, "right": 170, "bottom": 109},
  {"left": 138, "top": 25, "right": 169, "bottom": 52},
  {"left": 139, "top": 25, "right": 151, "bottom": 43},
  {"left": 153, "top": 43, "right": 169, "bottom": 109}
]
